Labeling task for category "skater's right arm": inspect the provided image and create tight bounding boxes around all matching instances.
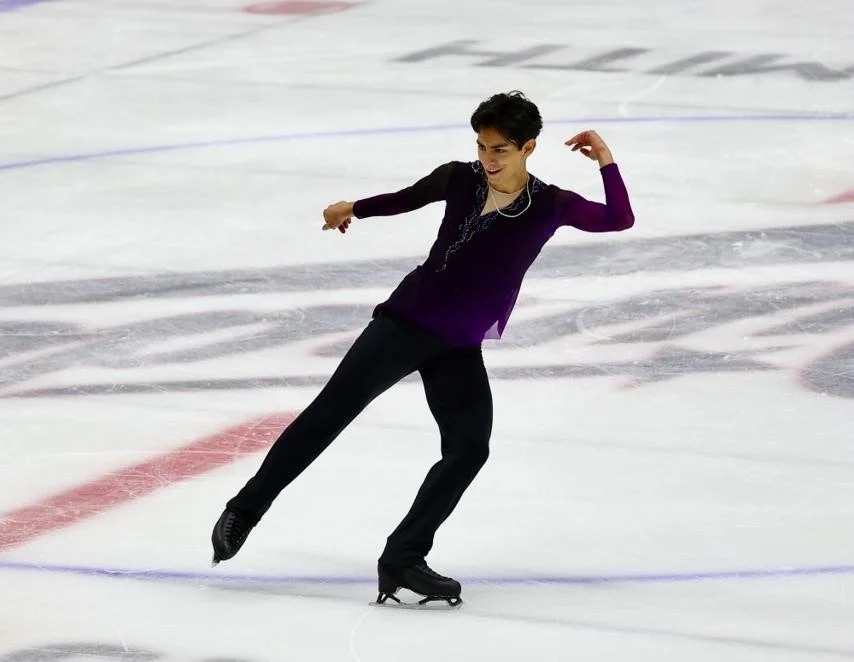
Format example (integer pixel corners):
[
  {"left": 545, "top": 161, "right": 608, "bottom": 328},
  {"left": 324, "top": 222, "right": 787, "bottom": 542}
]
[{"left": 322, "top": 162, "right": 454, "bottom": 233}]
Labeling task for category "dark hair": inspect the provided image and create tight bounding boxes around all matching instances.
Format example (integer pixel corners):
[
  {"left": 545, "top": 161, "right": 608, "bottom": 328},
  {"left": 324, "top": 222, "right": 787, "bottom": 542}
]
[{"left": 470, "top": 91, "right": 543, "bottom": 146}]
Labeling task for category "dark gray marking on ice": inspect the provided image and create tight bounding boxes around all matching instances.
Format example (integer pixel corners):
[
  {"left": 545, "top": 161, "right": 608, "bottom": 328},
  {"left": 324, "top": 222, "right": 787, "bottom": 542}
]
[
  {"left": 0, "top": 643, "right": 159, "bottom": 661},
  {"left": 393, "top": 40, "right": 565, "bottom": 67},
  {"left": 800, "top": 341, "right": 854, "bottom": 399},
  {"left": 648, "top": 51, "right": 733, "bottom": 75},
  {"left": 526, "top": 48, "right": 649, "bottom": 72},
  {"left": 0, "top": 221, "right": 851, "bottom": 398},
  {"left": 699, "top": 54, "right": 851, "bottom": 81},
  {"left": 0, "top": 221, "right": 851, "bottom": 307},
  {"left": 754, "top": 303, "right": 854, "bottom": 336},
  {"left": 1, "top": 346, "right": 776, "bottom": 398}
]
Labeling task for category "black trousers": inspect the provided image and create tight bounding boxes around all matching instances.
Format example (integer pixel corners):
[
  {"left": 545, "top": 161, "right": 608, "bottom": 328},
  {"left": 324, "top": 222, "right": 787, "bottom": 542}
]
[{"left": 226, "top": 311, "right": 493, "bottom": 566}]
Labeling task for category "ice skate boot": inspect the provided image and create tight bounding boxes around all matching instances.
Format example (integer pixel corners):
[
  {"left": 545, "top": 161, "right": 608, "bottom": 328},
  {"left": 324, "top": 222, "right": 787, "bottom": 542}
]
[
  {"left": 373, "top": 561, "right": 463, "bottom": 608},
  {"left": 211, "top": 508, "right": 255, "bottom": 566}
]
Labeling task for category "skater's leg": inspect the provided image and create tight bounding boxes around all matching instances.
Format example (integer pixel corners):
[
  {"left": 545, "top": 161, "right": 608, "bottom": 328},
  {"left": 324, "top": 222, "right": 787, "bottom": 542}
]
[
  {"left": 379, "top": 346, "right": 492, "bottom": 566},
  {"left": 227, "top": 312, "right": 447, "bottom": 521}
]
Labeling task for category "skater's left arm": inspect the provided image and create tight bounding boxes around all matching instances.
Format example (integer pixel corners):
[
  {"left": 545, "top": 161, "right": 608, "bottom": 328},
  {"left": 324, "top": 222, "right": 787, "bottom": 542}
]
[{"left": 555, "top": 131, "right": 635, "bottom": 233}]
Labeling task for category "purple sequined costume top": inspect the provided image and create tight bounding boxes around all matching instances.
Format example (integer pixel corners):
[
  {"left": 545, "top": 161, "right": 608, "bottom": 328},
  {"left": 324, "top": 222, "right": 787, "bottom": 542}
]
[{"left": 352, "top": 161, "right": 635, "bottom": 347}]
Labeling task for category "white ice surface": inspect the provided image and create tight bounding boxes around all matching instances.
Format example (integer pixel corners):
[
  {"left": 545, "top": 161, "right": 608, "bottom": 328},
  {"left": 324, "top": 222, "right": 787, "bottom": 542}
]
[{"left": 1, "top": 0, "right": 853, "bottom": 660}]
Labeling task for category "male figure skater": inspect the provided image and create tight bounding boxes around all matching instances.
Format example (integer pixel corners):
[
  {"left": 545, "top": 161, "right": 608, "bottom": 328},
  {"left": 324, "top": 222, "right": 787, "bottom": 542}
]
[{"left": 212, "top": 91, "right": 634, "bottom": 607}]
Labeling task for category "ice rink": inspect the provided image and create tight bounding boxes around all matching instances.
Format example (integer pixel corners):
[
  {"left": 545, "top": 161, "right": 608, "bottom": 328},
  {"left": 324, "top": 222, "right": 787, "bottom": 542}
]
[{"left": 1, "top": 0, "right": 853, "bottom": 659}]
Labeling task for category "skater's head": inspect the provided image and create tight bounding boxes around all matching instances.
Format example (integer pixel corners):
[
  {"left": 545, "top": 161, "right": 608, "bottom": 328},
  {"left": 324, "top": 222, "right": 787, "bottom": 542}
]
[{"left": 471, "top": 91, "right": 542, "bottom": 191}]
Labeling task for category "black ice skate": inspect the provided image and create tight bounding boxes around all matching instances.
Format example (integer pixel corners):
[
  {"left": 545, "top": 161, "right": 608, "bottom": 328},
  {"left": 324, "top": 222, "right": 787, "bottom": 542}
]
[
  {"left": 372, "top": 561, "right": 463, "bottom": 608},
  {"left": 211, "top": 508, "right": 255, "bottom": 566}
]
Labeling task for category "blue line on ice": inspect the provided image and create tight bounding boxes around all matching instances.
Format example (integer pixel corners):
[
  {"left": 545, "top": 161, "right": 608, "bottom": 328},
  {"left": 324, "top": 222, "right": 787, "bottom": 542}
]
[
  {"left": 0, "top": 0, "right": 51, "bottom": 12},
  {"left": 0, "top": 559, "right": 852, "bottom": 585},
  {"left": 1, "top": 113, "right": 852, "bottom": 172}
]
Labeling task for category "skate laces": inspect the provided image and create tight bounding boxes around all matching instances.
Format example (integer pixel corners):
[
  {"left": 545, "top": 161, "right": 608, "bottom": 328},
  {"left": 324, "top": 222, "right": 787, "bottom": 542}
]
[
  {"left": 414, "top": 562, "right": 447, "bottom": 580},
  {"left": 224, "top": 511, "right": 251, "bottom": 545}
]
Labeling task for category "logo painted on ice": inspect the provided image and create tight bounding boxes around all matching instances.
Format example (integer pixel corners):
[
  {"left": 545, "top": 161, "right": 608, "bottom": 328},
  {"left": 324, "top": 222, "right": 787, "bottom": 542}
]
[
  {"left": 0, "top": 221, "right": 852, "bottom": 399},
  {"left": 393, "top": 40, "right": 854, "bottom": 82}
]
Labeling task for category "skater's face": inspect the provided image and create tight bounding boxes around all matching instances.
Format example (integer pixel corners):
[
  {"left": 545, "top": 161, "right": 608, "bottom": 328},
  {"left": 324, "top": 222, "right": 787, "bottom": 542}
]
[{"left": 476, "top": 127, "right": 535, "bottom": 192}]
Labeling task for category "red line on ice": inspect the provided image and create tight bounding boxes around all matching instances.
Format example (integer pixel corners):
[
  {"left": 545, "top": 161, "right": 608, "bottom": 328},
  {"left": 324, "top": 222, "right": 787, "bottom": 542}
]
[
  {"left": 0, "top": 412, "right": 295, "bottom": 552},
  {"left": 824, "top": 188, "right": 854, "bottom": 204}
]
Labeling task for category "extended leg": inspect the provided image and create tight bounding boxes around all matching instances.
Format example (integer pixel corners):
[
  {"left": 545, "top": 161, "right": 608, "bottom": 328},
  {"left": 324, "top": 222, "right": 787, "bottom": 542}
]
[{"left": 212, "top": 312, "right": 446, "bottom": 563}]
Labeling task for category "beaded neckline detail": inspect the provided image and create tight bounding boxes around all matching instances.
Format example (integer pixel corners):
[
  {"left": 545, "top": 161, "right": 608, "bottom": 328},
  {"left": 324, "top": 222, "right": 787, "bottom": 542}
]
[{"left": 435, "top": 162, "right": 543, "bottom": 272}]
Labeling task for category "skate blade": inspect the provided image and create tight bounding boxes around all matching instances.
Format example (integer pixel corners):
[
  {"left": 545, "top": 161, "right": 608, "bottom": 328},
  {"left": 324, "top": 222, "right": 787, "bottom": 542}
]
[{"left": 369, "top": 593, "right": 462, "bottom": 610}]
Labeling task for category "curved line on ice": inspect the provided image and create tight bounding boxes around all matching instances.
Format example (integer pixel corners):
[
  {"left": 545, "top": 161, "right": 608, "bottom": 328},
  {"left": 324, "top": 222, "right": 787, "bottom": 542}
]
[{"left": 1, "top": 113, "right": 852, "bottom": 172}]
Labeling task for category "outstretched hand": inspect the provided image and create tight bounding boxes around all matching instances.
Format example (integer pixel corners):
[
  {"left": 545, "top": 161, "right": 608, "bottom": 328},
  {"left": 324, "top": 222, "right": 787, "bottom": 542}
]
[
  {"left": 565, "top": 130, "right": 614, "bottom": 167},
  {"left": 322, "top": 201, "right": 355, "bottom": 233}
]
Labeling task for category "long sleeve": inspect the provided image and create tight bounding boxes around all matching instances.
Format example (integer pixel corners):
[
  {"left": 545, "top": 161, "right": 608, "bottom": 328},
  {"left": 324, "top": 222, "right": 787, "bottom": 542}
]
[
  {"left": 352, "top": 162, "right": 455, "bottom": 219},
  {"left": 554, "top": 163, "right": 635, "bottom": 232}
]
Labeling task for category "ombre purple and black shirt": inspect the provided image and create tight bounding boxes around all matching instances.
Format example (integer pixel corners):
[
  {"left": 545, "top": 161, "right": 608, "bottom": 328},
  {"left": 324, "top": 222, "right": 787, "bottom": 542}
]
[{"left": 353, "top": 160, "right": 635, "bottom": 347}]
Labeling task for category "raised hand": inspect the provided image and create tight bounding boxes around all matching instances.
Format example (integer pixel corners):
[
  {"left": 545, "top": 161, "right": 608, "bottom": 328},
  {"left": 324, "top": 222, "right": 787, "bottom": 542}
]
[
  {"left": 322, "top": 201, "right": 355, "bottom": 233},
  {"left": 565, "top": 130, "right": 614, "bottom": 167}
]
